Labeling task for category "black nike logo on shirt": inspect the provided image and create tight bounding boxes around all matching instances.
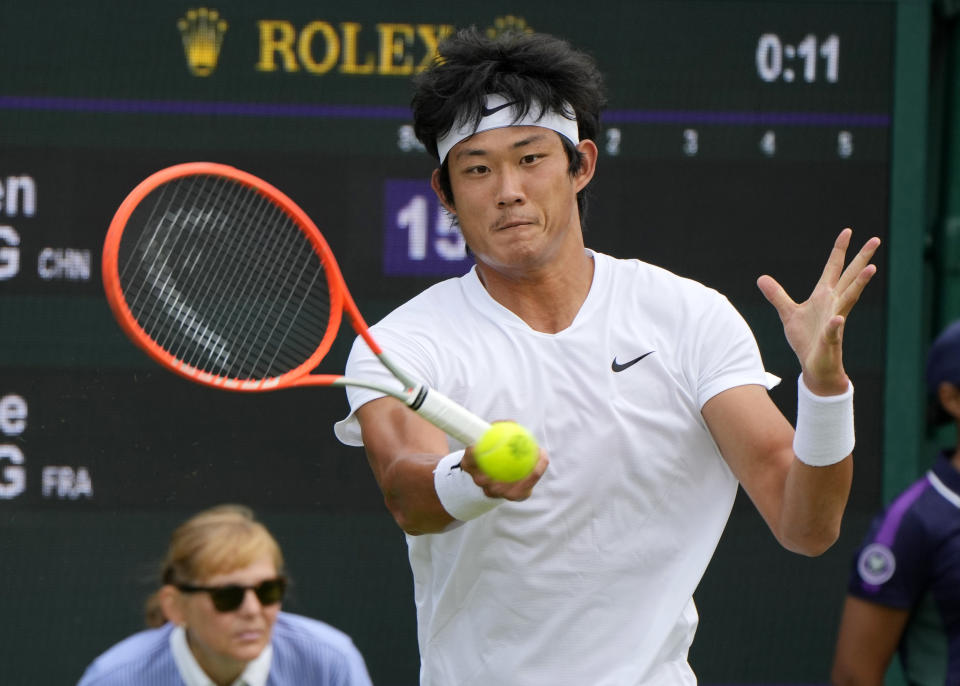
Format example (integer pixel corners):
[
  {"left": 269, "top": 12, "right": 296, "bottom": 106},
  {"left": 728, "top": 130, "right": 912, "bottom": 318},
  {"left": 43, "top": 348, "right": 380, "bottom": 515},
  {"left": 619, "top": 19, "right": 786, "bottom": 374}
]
[
  {"left": 611, "top": 351, "right": 655, "bottom": 372},
  {"left": 481, "top": 100, "right": 518, "bottom": 117}
]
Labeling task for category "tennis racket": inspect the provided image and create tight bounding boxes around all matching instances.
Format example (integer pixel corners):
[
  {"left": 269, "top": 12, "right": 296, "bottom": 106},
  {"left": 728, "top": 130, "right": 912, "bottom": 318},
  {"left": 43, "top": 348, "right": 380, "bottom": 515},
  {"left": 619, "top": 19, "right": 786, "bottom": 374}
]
[{"left": 101, "top": 161, "right": 491, "bottom": 446}]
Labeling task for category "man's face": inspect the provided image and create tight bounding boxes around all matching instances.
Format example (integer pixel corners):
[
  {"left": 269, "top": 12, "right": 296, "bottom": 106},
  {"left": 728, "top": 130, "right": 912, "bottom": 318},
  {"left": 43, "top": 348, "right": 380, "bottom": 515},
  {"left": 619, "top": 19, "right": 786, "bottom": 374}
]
[{"left": 433, "top": 125, "right": 592, "bottom": 277}]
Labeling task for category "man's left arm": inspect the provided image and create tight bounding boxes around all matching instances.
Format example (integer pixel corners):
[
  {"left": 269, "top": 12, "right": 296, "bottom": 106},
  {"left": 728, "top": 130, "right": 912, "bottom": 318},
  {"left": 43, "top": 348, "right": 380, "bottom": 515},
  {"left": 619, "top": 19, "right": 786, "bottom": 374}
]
[
  {"left": 703, "top": 229, "right": 880, "bottom": 555},
  {"left": 703, "top": 384, "right": 851, "bottom": 555}
]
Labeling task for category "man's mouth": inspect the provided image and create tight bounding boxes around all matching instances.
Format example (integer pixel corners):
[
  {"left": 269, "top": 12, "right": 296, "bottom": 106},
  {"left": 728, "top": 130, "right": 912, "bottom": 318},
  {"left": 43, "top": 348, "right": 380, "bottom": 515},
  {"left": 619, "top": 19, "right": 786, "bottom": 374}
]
[{"left": 496, "top": 219, "right": 533, "bottom": 231}]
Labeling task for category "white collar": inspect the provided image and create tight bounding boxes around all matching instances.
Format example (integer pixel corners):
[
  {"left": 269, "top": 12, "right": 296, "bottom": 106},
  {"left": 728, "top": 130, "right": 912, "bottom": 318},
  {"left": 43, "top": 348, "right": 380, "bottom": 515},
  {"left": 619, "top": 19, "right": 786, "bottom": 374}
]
[
  {"left": 170, "top": 623, "right": 273, "bottom": 686},
  {"left": 463, "top": 248, "right": 603, "bottom": 334}
]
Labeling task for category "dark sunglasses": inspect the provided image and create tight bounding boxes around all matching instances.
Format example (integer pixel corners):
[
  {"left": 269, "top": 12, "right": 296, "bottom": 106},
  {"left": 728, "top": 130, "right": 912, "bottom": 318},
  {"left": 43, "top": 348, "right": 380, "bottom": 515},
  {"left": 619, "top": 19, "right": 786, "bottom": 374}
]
[{"left": 176, "top": 576, "right": 287, "bottom": 612}]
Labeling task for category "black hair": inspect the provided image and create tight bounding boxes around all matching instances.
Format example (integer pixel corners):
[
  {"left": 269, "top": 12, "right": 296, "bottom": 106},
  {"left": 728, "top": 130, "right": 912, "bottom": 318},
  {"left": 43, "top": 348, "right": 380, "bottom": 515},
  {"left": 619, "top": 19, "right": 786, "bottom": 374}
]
[{"left": 411, "top": 27, "right": 606, "bottom": 221}]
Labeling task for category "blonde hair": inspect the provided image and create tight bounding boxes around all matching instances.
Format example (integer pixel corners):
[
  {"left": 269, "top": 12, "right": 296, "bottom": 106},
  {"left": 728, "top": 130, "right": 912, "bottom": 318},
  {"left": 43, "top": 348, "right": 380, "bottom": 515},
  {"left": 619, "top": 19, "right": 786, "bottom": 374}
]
[{"left": 145, "top": 504, "right": 284, "bottom": 627}]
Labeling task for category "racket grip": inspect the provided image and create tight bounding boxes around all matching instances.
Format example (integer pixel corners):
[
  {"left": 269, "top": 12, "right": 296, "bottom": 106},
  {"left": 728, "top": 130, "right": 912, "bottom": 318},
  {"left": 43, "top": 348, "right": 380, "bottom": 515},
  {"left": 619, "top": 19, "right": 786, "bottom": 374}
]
[{"left": 413, "top": 387, "right": 492, "bottom": 446}]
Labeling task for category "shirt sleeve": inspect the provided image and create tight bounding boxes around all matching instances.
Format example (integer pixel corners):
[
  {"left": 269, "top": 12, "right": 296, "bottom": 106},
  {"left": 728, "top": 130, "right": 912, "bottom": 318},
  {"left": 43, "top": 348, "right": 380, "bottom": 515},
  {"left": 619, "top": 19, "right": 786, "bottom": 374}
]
[
  {"left": 693, "top": 292, "right": 773, "bottom": 408},
  {"left": 333, "top": 314, "right": 439, "bottom": 447}
]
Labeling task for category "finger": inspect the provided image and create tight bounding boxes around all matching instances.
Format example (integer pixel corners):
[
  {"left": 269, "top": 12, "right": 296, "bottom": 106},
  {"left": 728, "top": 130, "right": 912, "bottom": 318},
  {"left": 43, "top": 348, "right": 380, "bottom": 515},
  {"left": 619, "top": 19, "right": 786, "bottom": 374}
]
[
  {"left": 479, "top": 450, "right": 547, "bottom": 498},
  {"left": 835, "top": 263, "right": 878, "bottom": 318},
  {"left": 757, "top": 274, "right": 797, "bottom": 321},
  {"left": 507, "top": 452, "right": 548, "bottom": 489},
  {"left": 471, "top": 470, "right": 493, "bottom": 489},
  {"left": 816, "top": 228, "right": 853, "bottom": 288},
  {"left": 484, "top": 479, "right": 533, "bottom": 500},
  {"left": 834, "top": 236, "right": 881, "bottom": 295}
]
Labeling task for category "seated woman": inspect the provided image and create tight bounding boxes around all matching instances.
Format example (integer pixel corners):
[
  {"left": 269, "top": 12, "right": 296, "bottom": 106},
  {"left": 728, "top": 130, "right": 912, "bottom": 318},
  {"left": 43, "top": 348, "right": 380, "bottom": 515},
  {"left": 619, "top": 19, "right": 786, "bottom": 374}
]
[{"left": 78, "top": 504, "right": 372, "bottom": 686}]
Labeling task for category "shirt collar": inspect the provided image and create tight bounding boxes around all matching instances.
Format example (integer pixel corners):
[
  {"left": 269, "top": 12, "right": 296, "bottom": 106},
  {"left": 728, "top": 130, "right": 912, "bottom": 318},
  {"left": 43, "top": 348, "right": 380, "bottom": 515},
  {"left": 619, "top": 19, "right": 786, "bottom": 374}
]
[{"left": 170, "top": 624, "right": 273, "bottom": 686}]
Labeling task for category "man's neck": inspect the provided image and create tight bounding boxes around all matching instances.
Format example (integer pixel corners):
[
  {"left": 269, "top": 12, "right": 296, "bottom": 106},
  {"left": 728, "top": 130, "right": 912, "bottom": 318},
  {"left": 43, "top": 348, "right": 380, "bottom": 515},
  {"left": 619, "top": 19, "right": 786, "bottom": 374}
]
[{"left": 476, "top": 247, "right": 595, "bottom": 334}]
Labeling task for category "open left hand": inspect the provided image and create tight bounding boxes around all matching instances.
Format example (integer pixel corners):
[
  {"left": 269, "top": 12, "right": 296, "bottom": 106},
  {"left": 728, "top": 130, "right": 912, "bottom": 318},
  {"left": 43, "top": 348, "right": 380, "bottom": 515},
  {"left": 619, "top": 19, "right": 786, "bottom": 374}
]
[{"left": 757, "top": 228, "right": 881, "bottom": 396}]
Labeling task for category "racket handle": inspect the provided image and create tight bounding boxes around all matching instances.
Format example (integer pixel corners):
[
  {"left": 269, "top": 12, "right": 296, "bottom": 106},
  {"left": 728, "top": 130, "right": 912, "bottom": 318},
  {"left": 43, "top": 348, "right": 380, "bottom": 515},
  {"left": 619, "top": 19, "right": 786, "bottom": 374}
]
[{"left": 412, "top": 387, "right": 492, "bottom": 446}]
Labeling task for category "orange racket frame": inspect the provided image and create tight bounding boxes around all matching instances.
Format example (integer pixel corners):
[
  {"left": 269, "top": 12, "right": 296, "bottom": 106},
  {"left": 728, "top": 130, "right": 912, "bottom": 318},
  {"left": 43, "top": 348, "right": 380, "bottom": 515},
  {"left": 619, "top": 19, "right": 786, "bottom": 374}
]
[
  {"left": 101, "top": 162, "right": 492, "bottom": 445},
  {"left": 102, "top": 162, "right": 383, "bottom": 391}
]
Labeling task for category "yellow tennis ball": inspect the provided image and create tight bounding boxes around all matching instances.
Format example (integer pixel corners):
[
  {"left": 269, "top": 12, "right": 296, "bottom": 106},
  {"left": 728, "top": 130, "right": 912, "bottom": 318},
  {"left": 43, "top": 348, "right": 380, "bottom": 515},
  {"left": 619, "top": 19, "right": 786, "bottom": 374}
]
[{"left": 474, "top": 421, "right": 539, "bottom": 482}]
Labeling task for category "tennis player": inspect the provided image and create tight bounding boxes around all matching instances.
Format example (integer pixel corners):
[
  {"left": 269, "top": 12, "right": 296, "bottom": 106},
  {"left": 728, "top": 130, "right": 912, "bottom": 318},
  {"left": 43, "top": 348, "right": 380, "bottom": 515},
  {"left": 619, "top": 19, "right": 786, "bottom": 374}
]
[
  {"left": 334, "top": 28, "right": 880, "bottom": 685},
  {"left": 77, "top": 505, "right": 372, "bottom": 686}
]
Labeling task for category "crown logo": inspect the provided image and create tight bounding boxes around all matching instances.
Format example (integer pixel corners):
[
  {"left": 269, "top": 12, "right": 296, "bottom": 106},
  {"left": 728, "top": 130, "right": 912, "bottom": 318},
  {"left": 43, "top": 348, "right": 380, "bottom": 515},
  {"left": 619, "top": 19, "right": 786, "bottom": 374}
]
[
  {"left": 486, "top": 15, "right": 534, "bottom": 39},
  {"left": 177, "top": 8, "right": 228, "bottom": 77}
]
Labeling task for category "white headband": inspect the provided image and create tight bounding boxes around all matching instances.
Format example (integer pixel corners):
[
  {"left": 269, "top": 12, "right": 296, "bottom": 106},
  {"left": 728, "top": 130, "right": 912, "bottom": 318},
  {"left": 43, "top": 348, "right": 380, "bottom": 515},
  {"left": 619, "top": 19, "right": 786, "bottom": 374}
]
[{"left": 436, "top": 93, "right": 580, "bottom": 164}]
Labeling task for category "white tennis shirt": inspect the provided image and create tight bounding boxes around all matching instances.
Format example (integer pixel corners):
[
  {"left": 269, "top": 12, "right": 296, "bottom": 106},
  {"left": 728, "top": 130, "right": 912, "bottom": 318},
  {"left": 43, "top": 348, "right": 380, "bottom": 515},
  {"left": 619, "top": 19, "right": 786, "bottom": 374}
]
[{"left": 335, "top": 250, "right": 772, "bottom": 685}]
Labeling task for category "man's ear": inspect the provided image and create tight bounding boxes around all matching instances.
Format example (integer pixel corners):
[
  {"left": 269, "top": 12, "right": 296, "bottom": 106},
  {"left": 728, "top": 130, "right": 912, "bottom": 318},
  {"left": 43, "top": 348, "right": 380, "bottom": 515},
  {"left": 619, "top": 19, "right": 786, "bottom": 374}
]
[
  {"left": 159, "top": 585, "right": 185, "bottom": 626},
  {"left": 572, "top": 139, "right": 598, "bottom": 193},
  {"left": 938, "top": 382, "right": 960, "bottom": 422},
  {"left": 430, "top": 168, "right": 456, "bottom": 215}
]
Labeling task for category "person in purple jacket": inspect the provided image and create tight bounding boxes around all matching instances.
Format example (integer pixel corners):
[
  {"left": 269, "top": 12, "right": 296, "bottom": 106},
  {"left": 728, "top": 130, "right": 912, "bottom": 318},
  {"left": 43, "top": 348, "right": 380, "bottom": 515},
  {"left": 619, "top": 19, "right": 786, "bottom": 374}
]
[
  {"left": 77, "top": 504, "right": 372, "bottom": 686},
  {"left": 832, "top": 319, "right": 960, "bottom": 685}
]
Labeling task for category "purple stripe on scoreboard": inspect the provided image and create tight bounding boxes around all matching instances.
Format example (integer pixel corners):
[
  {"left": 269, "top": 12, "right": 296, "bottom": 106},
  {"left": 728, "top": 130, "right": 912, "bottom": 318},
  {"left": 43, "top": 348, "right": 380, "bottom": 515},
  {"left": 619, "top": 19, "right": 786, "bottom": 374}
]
[
  {"left": 0, "top": 95, "right": 890, "bottom": 128},
  {"left": 604, "top": 109, "right": 890, "bottom": 127},
  {"left": 0, "top": 95, "right": 410, "bottom": 119}
]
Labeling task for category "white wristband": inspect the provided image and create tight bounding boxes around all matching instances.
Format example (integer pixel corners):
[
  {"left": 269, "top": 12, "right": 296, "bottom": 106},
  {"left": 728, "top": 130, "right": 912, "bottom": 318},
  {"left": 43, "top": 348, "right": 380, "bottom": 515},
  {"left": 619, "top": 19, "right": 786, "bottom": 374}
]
[
  {"left": 793, "top": 374, "right": 855, "bottom": 467},
  {"left": 434, "top": 450, "right": 501, "bottom": 521}
]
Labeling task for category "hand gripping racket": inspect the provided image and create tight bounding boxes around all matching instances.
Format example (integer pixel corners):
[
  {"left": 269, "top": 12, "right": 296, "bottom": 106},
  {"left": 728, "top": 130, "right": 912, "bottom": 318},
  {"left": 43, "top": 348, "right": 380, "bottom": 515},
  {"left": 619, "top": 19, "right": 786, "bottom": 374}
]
[{"left": 101, "top": 162, "right": 491, "bottom": 446}]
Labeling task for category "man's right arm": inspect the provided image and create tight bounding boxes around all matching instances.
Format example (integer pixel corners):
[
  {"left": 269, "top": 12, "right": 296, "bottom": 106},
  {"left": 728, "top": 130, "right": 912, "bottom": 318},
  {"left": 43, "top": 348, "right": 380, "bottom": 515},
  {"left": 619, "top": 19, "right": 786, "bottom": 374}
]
[
  {"left": 357, "top": 397, "right": 458, "bottom": 535},
  {"left": 356, "top": 397, "right": 548, "bottom": 535}
]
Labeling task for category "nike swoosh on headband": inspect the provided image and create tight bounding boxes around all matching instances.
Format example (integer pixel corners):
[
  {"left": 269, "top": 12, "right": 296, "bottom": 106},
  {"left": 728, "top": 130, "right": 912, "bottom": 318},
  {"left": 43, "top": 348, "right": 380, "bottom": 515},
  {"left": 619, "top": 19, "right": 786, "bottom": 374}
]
[{"left": 480, "top": 100, "right": 519, "bottom": 117}]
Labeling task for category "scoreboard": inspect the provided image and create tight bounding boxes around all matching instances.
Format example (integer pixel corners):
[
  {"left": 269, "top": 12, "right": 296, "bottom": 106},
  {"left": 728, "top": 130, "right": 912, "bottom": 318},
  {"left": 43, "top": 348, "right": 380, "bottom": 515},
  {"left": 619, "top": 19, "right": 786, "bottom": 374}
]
[
  {"left": 0, "top": 1, "right": 894, "bottom": 509},
  {"left": 0, "top": 1, "right": 919, "bottom": 684}
]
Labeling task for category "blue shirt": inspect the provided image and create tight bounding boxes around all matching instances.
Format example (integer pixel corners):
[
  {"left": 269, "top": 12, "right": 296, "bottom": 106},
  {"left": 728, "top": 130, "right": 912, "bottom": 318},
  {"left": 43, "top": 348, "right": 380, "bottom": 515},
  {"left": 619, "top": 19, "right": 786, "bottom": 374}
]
[
  {"left": 847, "top": 452, "right": 960, "bottom": 685},
  {"left": 76, "top": 612, "right": 373, "bottom": 686}
]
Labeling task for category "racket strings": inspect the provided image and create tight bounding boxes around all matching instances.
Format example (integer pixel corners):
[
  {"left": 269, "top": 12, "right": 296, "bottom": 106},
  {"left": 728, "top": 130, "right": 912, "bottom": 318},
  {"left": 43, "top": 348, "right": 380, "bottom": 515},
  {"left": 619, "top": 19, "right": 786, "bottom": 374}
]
[
  {"left": 116, "top": 174, "right": 333, "bottom": 380},
  {"left": 129, "top": 175, "right": 251, "bottom": 370},
  {"left": 224, "top": 192, "right": 321, "bottom": 376},
  {"left": 147, "top": 178, "right": 327, "bottom": 378},
  {"left": 185, "top": 177, "right": 290, "bottom": 373},
  {"left": 153, "top": 175, "right": 252, "bottom": 369},
  {"left": 181, "top": 175, "right": 331, "bottom": 377}
]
